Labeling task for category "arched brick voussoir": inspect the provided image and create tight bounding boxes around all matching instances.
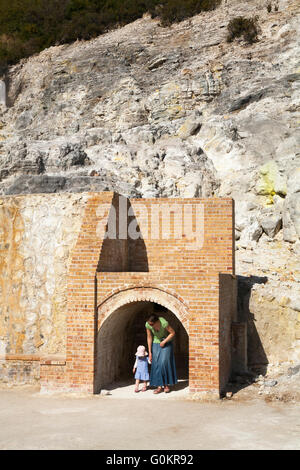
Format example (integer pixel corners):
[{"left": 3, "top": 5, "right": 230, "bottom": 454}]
[{"left": 97, "top": 287, "right": 189, "bottom": 333}]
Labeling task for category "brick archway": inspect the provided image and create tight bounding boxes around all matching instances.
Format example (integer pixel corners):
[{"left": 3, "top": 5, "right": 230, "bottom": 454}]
[
  {"left": 40, "top": 192, "right": 235, "bottom": 396},
  {"left": 95, "top": 287, "right": 189, "bottom": 392},
  {"left": 97, "top": 287, "right": 189, "bottom": 333}
]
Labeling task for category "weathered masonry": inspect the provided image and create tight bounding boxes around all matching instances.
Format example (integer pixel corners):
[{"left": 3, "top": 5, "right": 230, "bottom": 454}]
[{"left": 0, "top": 191, "right": 240, "bottom": 397}]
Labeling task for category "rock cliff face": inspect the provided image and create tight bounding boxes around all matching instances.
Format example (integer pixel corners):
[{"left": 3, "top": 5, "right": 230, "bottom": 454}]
[{"left": 0, "top": 0, "right": 299, "bottom": 369}]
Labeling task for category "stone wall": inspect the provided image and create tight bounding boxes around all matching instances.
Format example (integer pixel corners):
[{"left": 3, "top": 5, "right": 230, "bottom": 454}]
[
  {"left": 238, "top": 275, "right": 300, "bottom": 371},
  {"left": 0, "top": 192, "right": 87, "bottom": 384}
]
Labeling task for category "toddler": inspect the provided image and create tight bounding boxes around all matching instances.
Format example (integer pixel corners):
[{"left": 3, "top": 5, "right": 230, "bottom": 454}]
[{"left": 133, "top": 345, "right": 151, "bottom": 393}]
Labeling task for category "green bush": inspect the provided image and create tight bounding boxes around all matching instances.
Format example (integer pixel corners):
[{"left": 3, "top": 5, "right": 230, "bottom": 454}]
[
  {"left": 227, "top": 16, "right": 260, "bottom": 44},
  {"left": 157, "top": 0, "right": 221, "bottom": 27},
  {"left": 0, "top": 0, "right": 221, "bottom": 71}
]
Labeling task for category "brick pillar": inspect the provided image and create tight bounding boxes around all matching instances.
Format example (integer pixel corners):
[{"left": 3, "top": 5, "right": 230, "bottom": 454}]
[{"left": 65, "top": 192, "right": 115, "bottom": 392}]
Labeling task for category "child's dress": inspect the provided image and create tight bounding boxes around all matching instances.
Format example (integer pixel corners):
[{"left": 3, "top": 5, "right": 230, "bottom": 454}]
[{"left": 134, "top": 356, "right": 150, "bottom": 381}]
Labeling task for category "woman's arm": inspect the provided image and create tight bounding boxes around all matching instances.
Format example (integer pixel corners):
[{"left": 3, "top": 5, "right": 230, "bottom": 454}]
[
  {"left": 160, "top": 324, "right": 175, "bottom": 347},
  {"left": 146, "top": 328, "right": 153, "bottom": 362}
]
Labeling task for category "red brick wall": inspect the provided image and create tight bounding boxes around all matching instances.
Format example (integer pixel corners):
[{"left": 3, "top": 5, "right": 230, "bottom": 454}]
[{"left": 40, "top": 192, "right": 235, "bottom": 396}]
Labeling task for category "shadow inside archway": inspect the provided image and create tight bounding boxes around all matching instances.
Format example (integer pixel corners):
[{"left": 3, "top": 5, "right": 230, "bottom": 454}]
[{"left": 94, "top": 301, "right": 189, "bottom": 394}]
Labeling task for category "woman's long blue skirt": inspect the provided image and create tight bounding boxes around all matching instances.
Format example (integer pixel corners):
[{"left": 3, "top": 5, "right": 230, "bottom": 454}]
[{"left": 150, "top": 342, "right": 177, "bottom": 387}]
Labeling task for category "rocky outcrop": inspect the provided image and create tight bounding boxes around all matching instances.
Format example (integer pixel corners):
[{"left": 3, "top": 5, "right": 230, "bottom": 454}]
[{"left": 0, "top": 0, "right": 299, "bottom": 369}]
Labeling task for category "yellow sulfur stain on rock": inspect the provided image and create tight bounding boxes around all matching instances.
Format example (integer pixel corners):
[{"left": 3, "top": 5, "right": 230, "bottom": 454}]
[
  {"left": 265, "top": 195, "right": 275, "bottom": 206},
  {"left": 255, "top": 161, "right": 287, "bottom": 198},
  {"left": 113, "top": 154, "right": 125, "bottom": 162}
]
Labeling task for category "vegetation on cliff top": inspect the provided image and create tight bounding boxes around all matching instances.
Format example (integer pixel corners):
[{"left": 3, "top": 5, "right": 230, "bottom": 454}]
[
  {"left": 0, "top": 0, "right": 221, "bottom": 71},
  {"left": 227, "top": 16, "right": 260, "bottom": 44}
]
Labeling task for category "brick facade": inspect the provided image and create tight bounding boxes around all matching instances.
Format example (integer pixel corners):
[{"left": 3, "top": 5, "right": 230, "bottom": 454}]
[{"left": 40, "top": 191, "right": 236, "bottom": 396}]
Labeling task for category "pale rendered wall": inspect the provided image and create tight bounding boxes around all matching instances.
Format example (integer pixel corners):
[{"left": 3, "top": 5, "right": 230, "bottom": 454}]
[{"left": 0, "top": 192, "right": 87, "bottom": 384}]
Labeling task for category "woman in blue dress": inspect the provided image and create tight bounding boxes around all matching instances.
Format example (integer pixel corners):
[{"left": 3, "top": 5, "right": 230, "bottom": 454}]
[{"left": 145, "top": 314, "right": 177, "bottom": 394}]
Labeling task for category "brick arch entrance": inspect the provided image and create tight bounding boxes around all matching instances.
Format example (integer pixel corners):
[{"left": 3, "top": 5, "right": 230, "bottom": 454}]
[
  {"left": 95, "top": 288, "right": 189, "bottom": 393},
  {"left": 40, "top": 192, "right": 236, "bottom": 397},
  {"left": 97, "top": 287, "right": 189, "bottom": 332}
]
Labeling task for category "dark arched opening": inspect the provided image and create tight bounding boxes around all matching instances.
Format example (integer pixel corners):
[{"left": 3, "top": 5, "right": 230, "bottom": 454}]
[{"left": 95, "top": 301, "right": 188, "bottom": 393}]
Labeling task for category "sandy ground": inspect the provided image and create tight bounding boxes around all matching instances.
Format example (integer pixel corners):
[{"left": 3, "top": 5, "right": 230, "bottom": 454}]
[
  {"left": 100, "top": 379, "right": 190, "bottom": 400},
  {"left": 0, "top": 383, "right": 299, "bottom": 450}
]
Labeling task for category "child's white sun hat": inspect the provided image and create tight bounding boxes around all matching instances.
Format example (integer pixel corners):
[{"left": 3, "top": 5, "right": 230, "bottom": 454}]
[{"left": 135, "top": 345, "right": 148, "bottom": 357}]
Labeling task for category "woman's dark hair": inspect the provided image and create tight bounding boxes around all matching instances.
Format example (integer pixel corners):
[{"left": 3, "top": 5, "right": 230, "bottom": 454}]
[{"left": 148, "top": 314, "right": 159, "bottom": 324}]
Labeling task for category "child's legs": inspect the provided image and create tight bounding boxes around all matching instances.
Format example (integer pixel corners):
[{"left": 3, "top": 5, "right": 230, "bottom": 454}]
[
  {"left": 142, "top": 380, "right": 147, "bottom": 391},
  {"left": 135, "top": 379, "right": 140, "bottom": 387}
]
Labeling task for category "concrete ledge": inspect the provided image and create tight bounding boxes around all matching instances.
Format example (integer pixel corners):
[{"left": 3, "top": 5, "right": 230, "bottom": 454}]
[
  {"left": 0, "top": 354, "right": 41, "bottom": 361},
  {"left": 0, "top": 354, "right": 66, "bottom": 366}
]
